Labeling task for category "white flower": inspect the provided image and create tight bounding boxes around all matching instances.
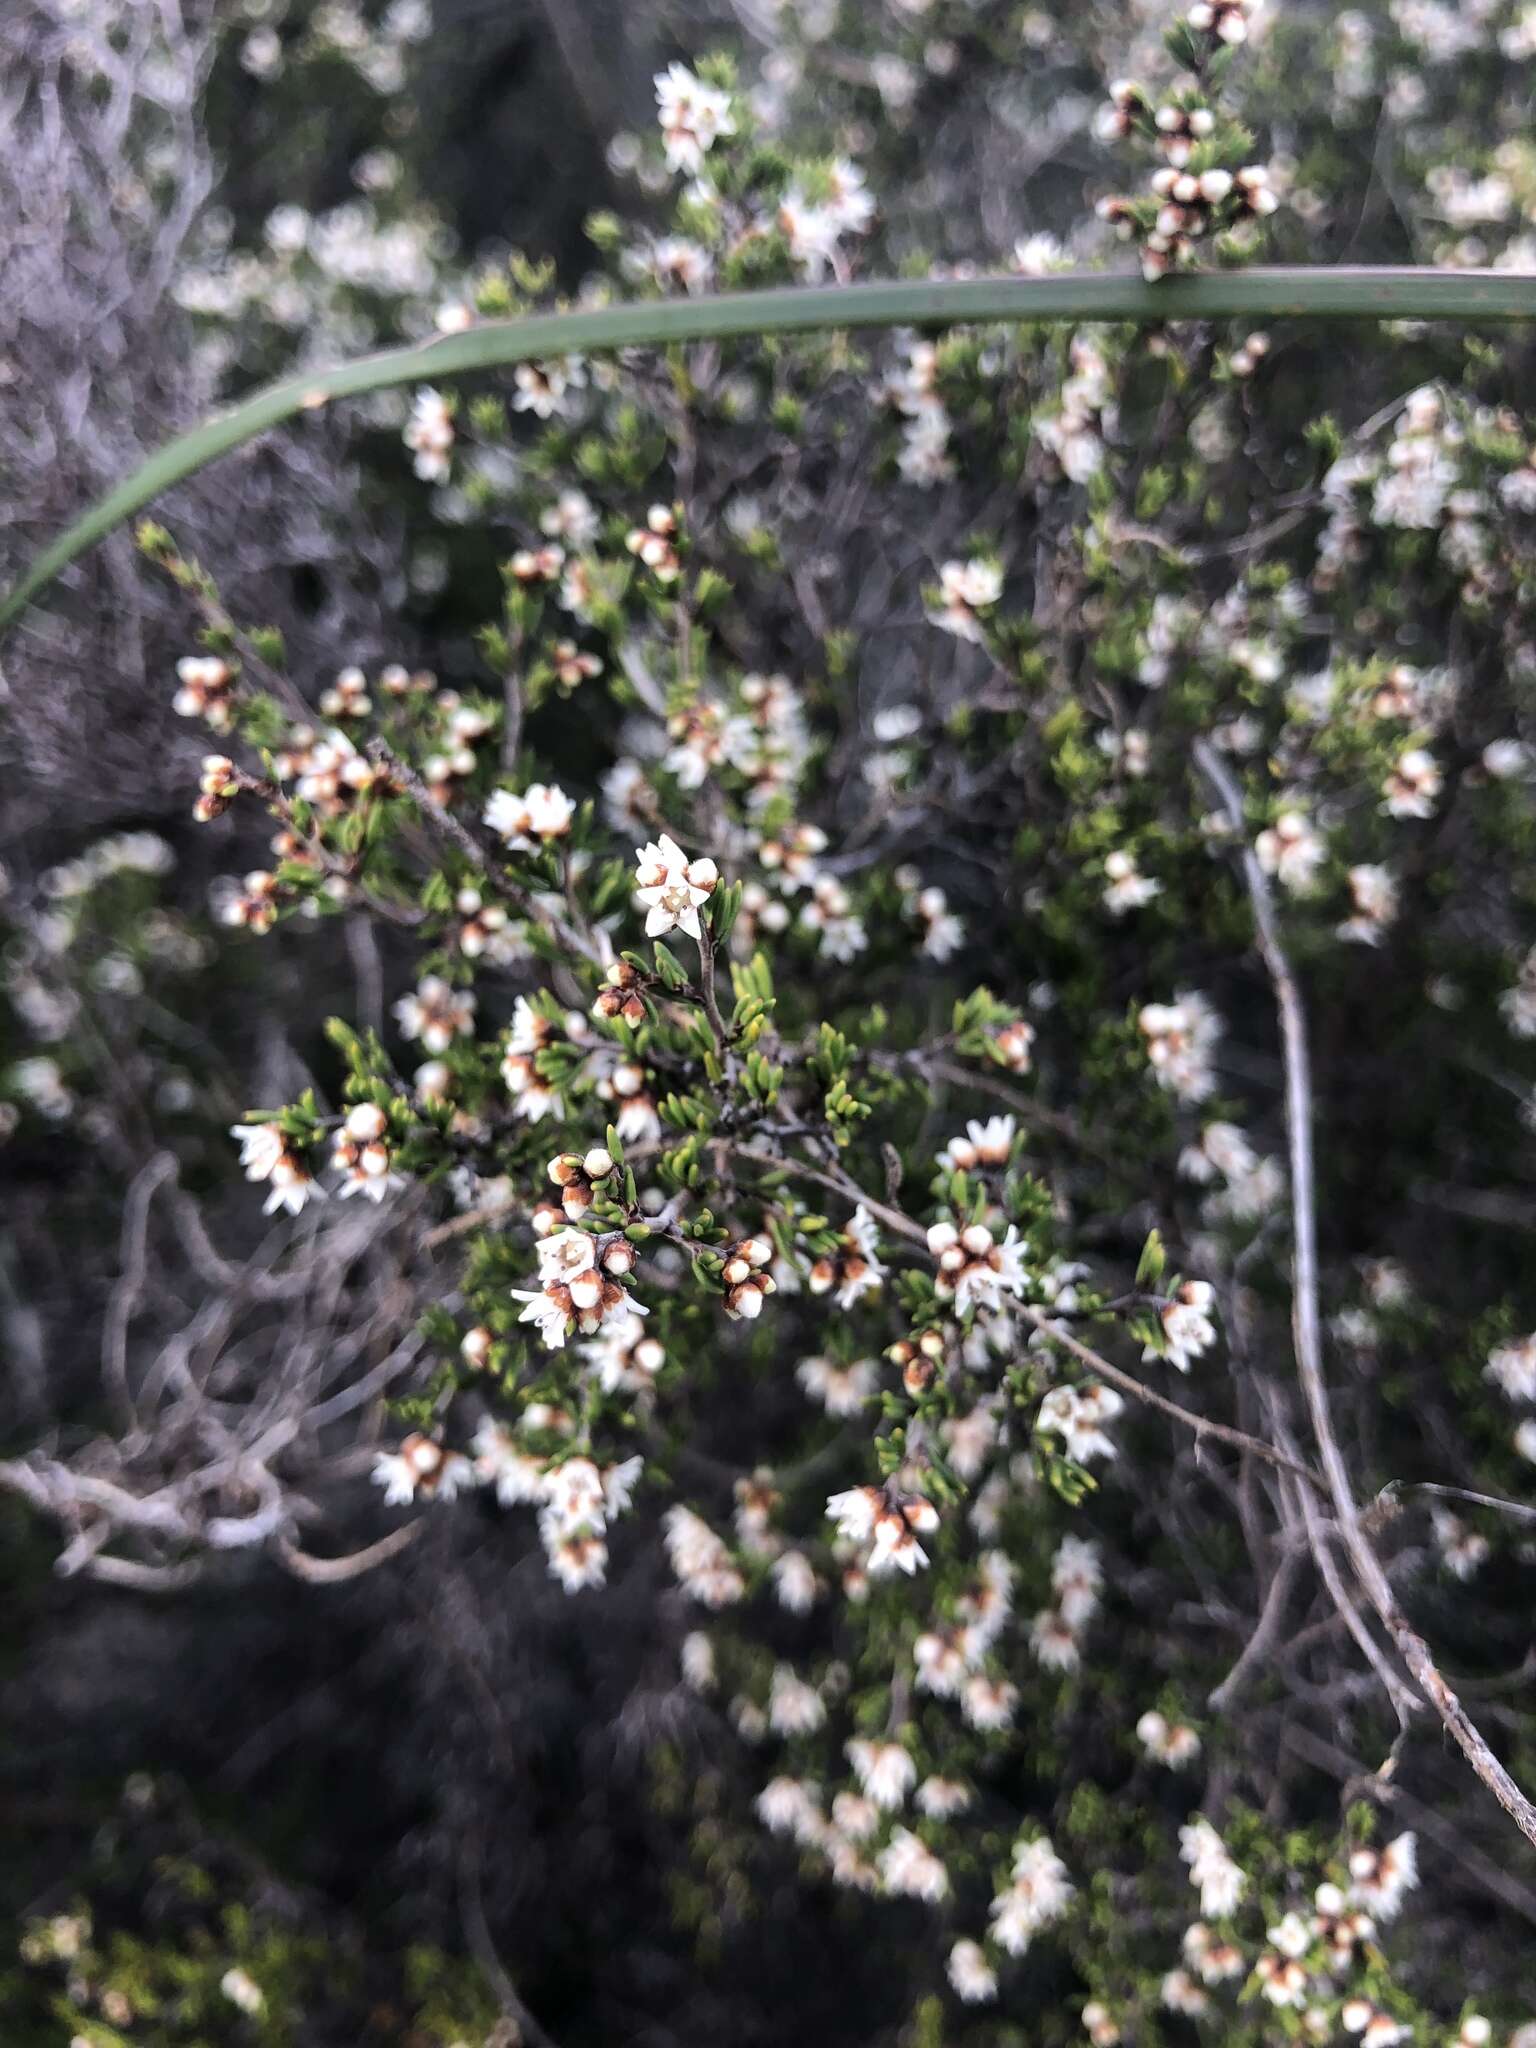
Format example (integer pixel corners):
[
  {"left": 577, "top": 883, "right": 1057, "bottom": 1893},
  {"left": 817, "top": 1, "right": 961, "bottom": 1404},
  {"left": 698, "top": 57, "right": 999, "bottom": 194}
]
[
  {"left": 778, "top": 191, "right": 850, "bottom": 281},
  {"left": 1339, "top": 863, "right": 1399, "bottom": 945},
  {"left": 757, "top": 1775, "right": 820, "bottom": 1836},
  {"left": 914, "top": 884, "right": 965, "bottom": 961},
  {"left": 404, "top": 387, "right": 453, "bottom": 482},
  {"left": 927, "top": 1220, "right": 1028, "bottom": 1314},
  {"left": 1161, "top": 1969, "right": 1210, "bottom": 2016},
  {"left": 655, "top": 61, "right": 735, "bottom": 175},
  {"left": 581, "top": 1308, "right": 665, "bottom": 1394},
  {"left": 1432, "top": 1508, "right": 1489, "bottom": 1581},
  {"left": 1150, "top": 1280, "right": 1218, "bottom": 1372},
  {"left": 1256, "top": 809, "right": 1327, "bottom": 894},
  {"left": 542, "top": 1454, "right": 607, "bottom": 1532},
  {"left": 769, "top": 1665, "right": 826, "bottom": 1736},
  {"left": 1139, "top": 993, "right": 1222, "bottom": 1103},
  {"left": 871, "top": 1496, "right": 938, "bottom": 1576},
  {"left": 512, "top": 355, "right": 586, "bottom": 420},
  {"left": 680, "top": 1631, "right": 715, "bottom": 1691},
  {"left": 220, "top": 1968, "right": 265, "bottom": 2016},
  {"left": 372, "top": 1434, "right": 472, "bottom": 1507},
  {"left": 1030, "top": 1609, "right": 1081, "bottom": 1672},
  {"left": 1180, "top": 1819, "right": 1247, "bottom": 1918},
  {"left": 796, "top": 1355, "right": 877, "bottom": 1418},
  {"left": 1035, "top": 1382, "right": 1123, "bottom": 1464},
  {"left": 771, "top": 1549, "right": 818, "bottom": 1614},
  {"left": 937, "top": 1114, "right": 1016, "bottom": 1173},
  {"left": 663, "top": 1505, "right": 745, "bottom": 1607},
  {"left": 484, "top": 782, "right": 575, "bottom": 847},
  {"left": 541, "top": 488, "right": 600, "bottom": 545},
  {"left": 1348, "top": 1833, "right": 1418, "bottom": 1921},
  {"left": 825, "top": 1484, "right": 880, "bottom": 1543},
  {"left": 472, "top": 1422, "right": 548, "bottom": 1506},
  {"left": 1483, "top": 736, "right": 1532, "bottom": 778},
  {"left": 846, "top": 1738, "right": 916, "bottom": 1810},
  {"left": 962, "top": 1673, "right": 1018, "bottom": 1730},
  {"left": 928, "top": 558, "right": 1003, "bottom": 642},
  {"left": 1382, "top": 747, "right": 1442, "bottom": 819},
  {"left": 799, "top": 872, "right": 867, "bottom": 961},
  {"left": 880, "top": 1827, "right": 950, "bottom": 1902},
  {"left": 231, "top": 1121, "right": 321, "bottom": 1216},
  {"left": 989, "top": 1836, "right": 1075, "bottom": 1956},
  {"left": 513, "top": 1238, "right": 645, "bottom": 1352},
  {"left": 917, "top": 1776, "right": 972, "bottom": 1819},
  {"left": 634, "top": 833, "right": 719, "bottom": 942},
  {"left": 1485, "top": 1333, "right": 1536, "bottom": 1402},
  {"left": 942, "top": 1402, "right": 1000, "bottom": 1483},
  {"left": 1051, "top": 1534, "right": 1103, "bottom": 1627},
  {"left": 542, "top": 1522, "right": 608, "bottom": 1592},
  {"left": 1102, "top": 849, "right": 1161, "bottom": 916},
  {"left": 1013, "top": 232, "right": 1064, "bottom": 276},
  {"left": 806, "top": 1206, "right": 886, "bottom": 1310},
  {"left": 1136, "top": 1709, "right": 1202, "bottom": 1768},
  {"left": 394, "top": 975, "right": 475, "bottom": 1053}
]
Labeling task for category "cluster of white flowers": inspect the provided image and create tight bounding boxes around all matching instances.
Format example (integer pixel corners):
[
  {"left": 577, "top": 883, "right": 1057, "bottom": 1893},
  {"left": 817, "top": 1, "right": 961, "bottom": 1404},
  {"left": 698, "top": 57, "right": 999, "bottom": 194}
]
[
  {"left": 1256, "top": 806, "right": 1327, "bottom": 894},
  {"left": 330, "top": 1100, "right": 401, "bottom": 1203},
  {"left": 1139, "top": 993, "right": 1222, "bottom": 1103},
  {"left": 663, "top": 1504, "right": 746, "bottom": 1607},
  {"left": 394, "top": 974, "right": 475, "bottom": 1053},
  {"left": 946, "top": 1937, "right": 997, "bottom": 2004},
  {"left": 1149, "top": 1279, "right": 1218, "bottom": 1372},
  {"left": 1102, "top": 848, "right": 1161, "bottom": 917},
  {"left": 512, "top": 1226, "right": 646, "bottom": 1350},
  {"left": 989, "top": 1835, "right": 1075, "bottom": 1956},
  {"left": 372, "top": 1432, "right": 473, "bottom": 1507},
  {"left": 1036, "top": 1380, "right": 1125, "bottom": 1464},
  {"left": 1483, "top": 1333, "right": 1536, "bottom": 1462},
  {"left": 1179, "top": 1817, "right": 1247, "bottom": 1918},
  {"left": 927, "top": 558, "right": 1002, "bottom": 643},
  {"left": 654, "top": 62, "right": 736, "bottom": 176},
  {"left": 404, "top": 387, "right": 453, "bottom": 483},
  {"left": 1381, "top": 745, "right": 1443, "bottom": 820},
  {"left": 513, "top": 355, "right": 587, "bottom": 421},
  {"left": 884, "top": 336, "right": 954, "bottom": 487},
  {"left": 1338, "top": 862, "right": 1400, "bottom": 946},
  {"left": 232, "top": 1120, "right": 323, "bottom": 1216},
  {"left": 826, "top": 1483, "right": 939, "bottom": 1576},
  {"left": 1347, "top": 1833, "right": 1419, "bottom": 1921},
  {"left": 1136, "top": 1708, "right": 1202, "bottom": 1768},
  {"left": 484, "top": 782, "right": 575, "bottom": 848},
  {"left": 1179, "top": 1120, "right": 1285, "bottom": 1224},
  {"left": 937, "top": 1114, "right": 1016, "bottom": 1175},
  {"left": 796, "top": 1353, "right": 878, "bottom": 1418},
  {"left": 1029, "top": 1533, "right": 1102, "bottom": 1674},
  {"left": 927, "top": 1219, "right": 1028, "bottom": 1315},
  {"left": 1035, "top": 334, "right": 1114, "bottom": 482},
  {"left": 778, "top": 159, "right": 874, "bottom": 281},
  {"left": 1374, "top": 387, "right": 1462, "bottom": 530},
  {"left": 803, "top": 1206, "right": 884, "bottom": 1309}
]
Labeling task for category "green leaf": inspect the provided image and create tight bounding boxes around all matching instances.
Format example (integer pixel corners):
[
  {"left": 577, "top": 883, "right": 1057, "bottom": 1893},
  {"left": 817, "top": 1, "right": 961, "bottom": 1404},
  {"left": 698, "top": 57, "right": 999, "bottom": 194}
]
[{"left": 10, "top": 270, "right": 1534, "bottom": 630}]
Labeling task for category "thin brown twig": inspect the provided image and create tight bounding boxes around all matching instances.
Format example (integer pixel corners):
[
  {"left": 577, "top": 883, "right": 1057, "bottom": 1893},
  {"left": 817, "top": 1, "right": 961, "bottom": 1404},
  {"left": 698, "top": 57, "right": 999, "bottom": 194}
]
[
  {"left": 1021, "top": 1308, "right": 1328, "bottom": 1494},
  {"left": 276, "top": 1523, "right": 423, "bottom": 1584}
]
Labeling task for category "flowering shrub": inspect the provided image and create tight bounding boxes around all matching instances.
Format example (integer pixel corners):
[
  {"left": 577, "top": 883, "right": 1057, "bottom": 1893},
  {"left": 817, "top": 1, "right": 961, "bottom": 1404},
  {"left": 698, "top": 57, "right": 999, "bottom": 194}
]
[{"left": 8, "top": 0, "right": 1536, "bottom": 2041}]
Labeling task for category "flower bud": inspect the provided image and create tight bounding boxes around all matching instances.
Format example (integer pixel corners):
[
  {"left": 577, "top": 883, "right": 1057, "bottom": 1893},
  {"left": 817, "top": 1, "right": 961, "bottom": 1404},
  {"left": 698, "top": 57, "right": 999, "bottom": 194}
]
[{"left": 345, "top": 1102, "right": 389, "bottom": 1142}]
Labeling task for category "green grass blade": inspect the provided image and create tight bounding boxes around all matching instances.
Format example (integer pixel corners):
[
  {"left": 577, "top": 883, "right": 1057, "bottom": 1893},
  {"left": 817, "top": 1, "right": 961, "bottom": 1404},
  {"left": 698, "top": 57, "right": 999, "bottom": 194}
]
[{"left": 5, "top": 265, "right": 1535, "bottom": 632}]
